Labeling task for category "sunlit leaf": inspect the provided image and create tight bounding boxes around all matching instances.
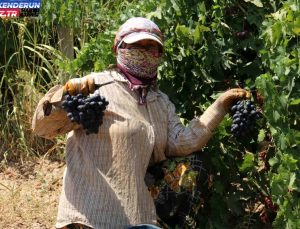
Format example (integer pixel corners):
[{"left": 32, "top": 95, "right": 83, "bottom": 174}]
[
  {"left": 290, "top": 98, "right": 300, "bottom": 105},
  {"left": 288, "top": 173, "right": 300, "bottom": 192},
  {"left": 244, "top": 0, "right": 263, "bottom": 8},
  {"left": 258, "top": 129, "right": 265, "bottom": 142},
  {"left": 175, "top": 24, "right": 191, "bottom": 38},
  {"left": 194, "top": 24, "right": 210, "bottom": 44},
  {"left": 239, "top": 152, "right": 255, "bottom": 172}
]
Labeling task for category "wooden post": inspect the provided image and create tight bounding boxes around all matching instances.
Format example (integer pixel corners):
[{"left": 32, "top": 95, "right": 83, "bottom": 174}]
[{"left": 57, "top": 26, "right": 74, "bottom": 83}]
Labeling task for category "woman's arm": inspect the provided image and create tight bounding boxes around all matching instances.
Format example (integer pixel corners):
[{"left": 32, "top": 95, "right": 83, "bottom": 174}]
[
  {"left": 165, "top": 89, "right": 249, "bottom": 156},
  {"left": 31, "top": 85, "right": 80, "bottom": 139},
  {"left": 165, "top": 99, "right": 223, "bottom": 157}
]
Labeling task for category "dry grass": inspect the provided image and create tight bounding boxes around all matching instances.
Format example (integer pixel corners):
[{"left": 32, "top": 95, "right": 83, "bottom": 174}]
[{"left": 0, "top": 158, "right": 65, "bottom": 229}]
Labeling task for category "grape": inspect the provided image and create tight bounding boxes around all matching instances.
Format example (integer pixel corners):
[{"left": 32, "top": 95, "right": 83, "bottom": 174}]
[
  {"left": 61, "top": 100, "right": 68, "bottom": 108},
  {"left": 230, "top": 99, "right": 262, "bottom": 141},
  {"left": 231, "top": 105, "right": 237, "bottom": 112},
  {"left": 235, "top": 31, "right": 250, "bottom": 39},
  {"left": 232, "top": 113, "right": 241, "bottom": 119},
  {"left": 61, "top": 92, "right": 109, "bottom": 135}
]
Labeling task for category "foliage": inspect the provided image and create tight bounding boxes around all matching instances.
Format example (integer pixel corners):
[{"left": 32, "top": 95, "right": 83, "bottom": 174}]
[
  {"left": 255, "top": 1, "right": 300, "bottom": 227},
  {"left": 144, "top": 0, "right": 300, "bottom": 228},
  {"left": 0, "top": 19, "right": 64, "bottom": 162}
]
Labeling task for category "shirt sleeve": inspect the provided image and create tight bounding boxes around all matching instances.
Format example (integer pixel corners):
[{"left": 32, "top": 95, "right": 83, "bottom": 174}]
[
  {"left": 163, "top": 90, "right": 226, "bottom": 157},
  {"left": 31, "top": 85, "right": 80, "bottom": 139}
]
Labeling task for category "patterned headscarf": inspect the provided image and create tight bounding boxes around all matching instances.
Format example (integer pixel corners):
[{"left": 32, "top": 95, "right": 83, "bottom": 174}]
[
  {"left": 114, "top": 17, "right": 164, "bottom": 105},
  {"left": 113, "top": 17, "right": 164, "bottom": 53}
]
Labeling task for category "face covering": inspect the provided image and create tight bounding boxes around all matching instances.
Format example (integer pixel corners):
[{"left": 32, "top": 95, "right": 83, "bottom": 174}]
[
  {"left": 117, "top": 48, "right": 162, "bottom": 104},
  {"left": 117, "top": 48, "right": 162, "bottom": 79}
]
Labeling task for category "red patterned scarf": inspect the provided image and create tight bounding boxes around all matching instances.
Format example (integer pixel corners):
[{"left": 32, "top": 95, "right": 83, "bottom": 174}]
[{"left": 117, "top": 48, "right": 162, "bottom": 105}]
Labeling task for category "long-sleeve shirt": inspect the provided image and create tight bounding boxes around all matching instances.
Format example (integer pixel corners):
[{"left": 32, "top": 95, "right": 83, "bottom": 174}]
[{"left": 32, "top": 69, "right": 221, "bottom": 229}]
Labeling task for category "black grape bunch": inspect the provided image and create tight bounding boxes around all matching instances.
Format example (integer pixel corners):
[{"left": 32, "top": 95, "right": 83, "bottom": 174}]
[
  {"left": 230, "top": 100, "right": 262, "bottom": 140},
  {"left": 61, "top": 93, "right": 109, "bottom": 135}
]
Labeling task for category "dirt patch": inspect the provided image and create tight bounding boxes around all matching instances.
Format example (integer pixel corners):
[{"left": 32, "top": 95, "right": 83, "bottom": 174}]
[{"left": 0, "top": 158, "right": 65, "bottom": 229}]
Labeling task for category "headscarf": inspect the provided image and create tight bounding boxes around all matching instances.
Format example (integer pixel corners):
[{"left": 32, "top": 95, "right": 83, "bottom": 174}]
[{"left": 113, "top": 17, "right": 164, "bottom": 104}]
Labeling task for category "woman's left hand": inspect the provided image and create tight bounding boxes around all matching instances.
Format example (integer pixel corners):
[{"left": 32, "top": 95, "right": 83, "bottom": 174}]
[{"left": 217, "top": 88, "right": 251, "bottom": 112}]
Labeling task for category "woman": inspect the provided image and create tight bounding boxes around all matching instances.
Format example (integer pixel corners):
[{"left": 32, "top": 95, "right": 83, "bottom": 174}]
[{"left": 32, "top": 17, "right": 249, "bottom": 229}]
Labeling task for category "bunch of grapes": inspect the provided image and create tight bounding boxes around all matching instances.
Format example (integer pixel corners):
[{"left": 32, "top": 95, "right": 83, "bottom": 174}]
[
  {"left": 230, "top": 100, "right": 262, "bottom": 139},
  {"left": 61, "top": 93, "right": 109, "bottom": 135}
]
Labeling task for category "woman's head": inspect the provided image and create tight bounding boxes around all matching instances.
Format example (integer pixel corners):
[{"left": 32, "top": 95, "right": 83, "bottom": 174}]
[
  {"left": 115, "top": 17, "right": 164, "bottom": 80},
  {"left": 113, "top": 17, "right": 163, "bottom": 53}
]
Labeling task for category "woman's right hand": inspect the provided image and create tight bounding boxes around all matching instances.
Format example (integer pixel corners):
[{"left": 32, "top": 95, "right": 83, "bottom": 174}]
[
  {"left": 63, "top": 76, "right": 95, "bottom": 96},
  {"left": 216, "top": 88, "right": 251, "bottom": 112}
]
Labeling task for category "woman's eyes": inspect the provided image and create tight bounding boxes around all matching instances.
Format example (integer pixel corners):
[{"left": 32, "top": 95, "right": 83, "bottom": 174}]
[{"left": 128, "top": 45, "right": 159, "bottom": 51}]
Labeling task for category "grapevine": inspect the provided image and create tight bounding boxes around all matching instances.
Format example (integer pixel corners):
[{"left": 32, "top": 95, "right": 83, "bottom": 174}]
[{"left": 61, "top": 93, "right": 109, "bottom": 135}]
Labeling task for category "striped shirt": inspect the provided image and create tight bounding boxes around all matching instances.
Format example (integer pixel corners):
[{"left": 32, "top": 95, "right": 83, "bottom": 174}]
[{"left": 32, "top": 69, "right": 218, "bottom": 229}]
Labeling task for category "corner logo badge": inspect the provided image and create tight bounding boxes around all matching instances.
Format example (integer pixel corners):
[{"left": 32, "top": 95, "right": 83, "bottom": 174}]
[{"left": 0, "top": 0, "right": 41, "bottom": 17}]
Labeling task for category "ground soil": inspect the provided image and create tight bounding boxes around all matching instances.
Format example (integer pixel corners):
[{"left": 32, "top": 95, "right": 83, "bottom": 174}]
[{"left": 0, "top": 158, "right": 65, "bottom": 229}]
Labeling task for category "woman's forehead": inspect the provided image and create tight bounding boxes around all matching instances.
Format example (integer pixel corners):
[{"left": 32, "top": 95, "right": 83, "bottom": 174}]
[{"left": 127, "top": 39, "right": 162, "bottom": 46}]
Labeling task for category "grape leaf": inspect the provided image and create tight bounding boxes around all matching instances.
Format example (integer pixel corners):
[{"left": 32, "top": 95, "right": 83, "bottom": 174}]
[
  {"left": 175, "top": 24, "right": 191, "bottom": 39},
  {"left": 288, "top": 173, "right": 300, "bottom": 192},
  {"left": 269, "top": 157, "right": 279, "bottom": 167},
  {"left": 290, "top": 98, "right": 300, "bottom": 105},
  {"left": 244, "top": 0, "right": 263, "bottom": 8},
  {"left": 239, "top": 152, "right": 255, "bottom": 172},
  {"left": 258, "top": 129, "right": 265, "bottom": 142},
  {"left": 194, "top": 24, "right": 210, "bottom": 44},
  {"left": 292, "top": 17, "right": 300, "bottom": 35}
]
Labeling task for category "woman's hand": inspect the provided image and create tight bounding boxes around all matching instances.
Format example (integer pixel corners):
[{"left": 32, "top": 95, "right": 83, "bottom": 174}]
[
  {"left": 63, "top": 76, "right": 95, "bottom": 96},
  {"left": 217, "top": 88, "right": 251, "bottom": 112},
  {"left": 199, "top": 88, "right": 250, "bottom": 132}
]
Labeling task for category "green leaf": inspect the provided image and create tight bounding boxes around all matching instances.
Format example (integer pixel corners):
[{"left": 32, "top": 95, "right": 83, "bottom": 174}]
[
  {"left": 292, "top": 17, "right": 300, "bottom": 35},
  {"left": 258, "top": 129, "right": 265, "bottom": 142},
  {"left": 290, "top": 98, "right": 300, "bottom": 105},
  {"left": 175, "top": 24, "right": 191, "bottom": 39},
  {"left": 194, "top": 24, "right": 210, "bottom": 44},
  {"left": 271, "top": 175, "right": 287, "bottom": 196},
  {"left": 271, "top": 22, "right": 283, "bottom": 45},
  {"left": 288, "top": 173, "right": 300, "bottom": 192},
  {"left": 279, "top": 133, "right": 287, "bottom": 150},
  {"left": 283, "top": 154, "right": 298, "bottom": 170},
  {"left": 271, "top": 9, "right": 287, "bottom": 20},
  {"left": 244, "top": 0, "right": 263, "bottom": 8},
  {"left": 170, "top": 0, "right": 181, "bottom": 16},
  {"left": 292, "top": 27, "right": 300, "bottom": 35},
  {"left": 198, "top": 1, "right": 206, "bottom": 13},
  {"left": 269, "top": 157, "right": 279, "bottom": 167},
  {"left": 239, "top": 152, "right": 255, "bottom": 172},
  {"left": 273, "top": 110, "right": 281, "bottom": 122},
  {"left": 147, "top": 7, "right": 162, "bottom": 19},
  {"left": 279, "top": 95, "right": 288, "bottom": 109}
]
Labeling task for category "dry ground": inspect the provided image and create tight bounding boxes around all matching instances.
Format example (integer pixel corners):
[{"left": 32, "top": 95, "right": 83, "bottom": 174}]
[{"left": 0, "top": 158, "right": 65, "bottom": 229}]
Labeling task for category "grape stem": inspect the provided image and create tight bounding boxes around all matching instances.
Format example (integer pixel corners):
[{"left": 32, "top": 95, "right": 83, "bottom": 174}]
[{"left": 94, "top": 81, "right": 114, "bottom": 88}]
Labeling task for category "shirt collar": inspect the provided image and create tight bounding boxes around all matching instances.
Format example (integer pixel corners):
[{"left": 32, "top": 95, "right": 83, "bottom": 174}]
[
  {"left": 102, "top": 69, "right": 160, "bottom": 102},
  {"left": 106, "top": 69, "right": 127, "bottom": 82}
]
